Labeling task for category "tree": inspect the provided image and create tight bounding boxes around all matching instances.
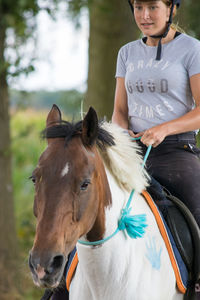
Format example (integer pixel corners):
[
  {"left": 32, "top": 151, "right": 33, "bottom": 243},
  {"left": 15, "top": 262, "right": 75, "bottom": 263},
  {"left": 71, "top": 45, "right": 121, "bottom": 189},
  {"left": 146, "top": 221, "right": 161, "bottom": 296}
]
[
  {"left": 0, "top": 1, "right": 61, "bottom": 299},
  {"left": 69, "top": 0, "right": 139, "bottom": 119},
  {"left": 85, "top": 0, "right": 139, "bottom": 119}
]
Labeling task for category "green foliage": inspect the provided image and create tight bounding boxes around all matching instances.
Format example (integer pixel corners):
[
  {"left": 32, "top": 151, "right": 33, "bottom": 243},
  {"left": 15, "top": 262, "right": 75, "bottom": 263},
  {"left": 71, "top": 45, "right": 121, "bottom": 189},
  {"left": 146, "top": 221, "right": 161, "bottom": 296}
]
[
  {"left": 10, "top": 88, "right": 85, "bottom": 119},
  {"left": 11, "top": 110, "right": 46, "bottom": 299},
  {"left": 0, "top": 0, "right": 62, "bottom": 80},
  {"left": 11, "top": 110, "right": 46, "bottom": 252},
  {"left": 181, "top": 0, "right": 200, "bottom": 39},
  {"left": 197, "top": 132, "right": 200, "bottom": 148},
  {"left": 11, "top": 109, "right": 72, "bottom": 299},
  {"left": 68, "top": 0, "right": 90, "bottom": 16}
]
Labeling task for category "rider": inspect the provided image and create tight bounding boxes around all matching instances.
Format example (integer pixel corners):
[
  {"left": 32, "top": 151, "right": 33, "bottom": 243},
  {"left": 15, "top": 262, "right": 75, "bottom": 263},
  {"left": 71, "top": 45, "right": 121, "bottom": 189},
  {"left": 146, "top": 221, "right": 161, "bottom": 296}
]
[
  {"left": 42, "top": 2, "right": 200, "bottom": 299},
  {"left": 112, "top": 0, "right": 200, "bottom": 229}
]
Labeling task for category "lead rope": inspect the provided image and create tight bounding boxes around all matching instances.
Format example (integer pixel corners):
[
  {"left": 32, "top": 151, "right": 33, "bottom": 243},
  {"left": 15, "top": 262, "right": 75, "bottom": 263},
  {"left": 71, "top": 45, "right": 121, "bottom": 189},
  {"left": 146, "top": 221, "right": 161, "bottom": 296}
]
[{"left": 78, "top": 137, "right": 152, "bottom": 246}]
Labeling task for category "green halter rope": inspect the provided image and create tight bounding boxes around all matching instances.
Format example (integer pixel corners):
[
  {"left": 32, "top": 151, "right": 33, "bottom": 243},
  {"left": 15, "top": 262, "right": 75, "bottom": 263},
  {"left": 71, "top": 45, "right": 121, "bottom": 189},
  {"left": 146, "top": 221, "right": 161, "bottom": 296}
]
[{"left": 78, "top": 138, "right": 152, "bottom": 246}]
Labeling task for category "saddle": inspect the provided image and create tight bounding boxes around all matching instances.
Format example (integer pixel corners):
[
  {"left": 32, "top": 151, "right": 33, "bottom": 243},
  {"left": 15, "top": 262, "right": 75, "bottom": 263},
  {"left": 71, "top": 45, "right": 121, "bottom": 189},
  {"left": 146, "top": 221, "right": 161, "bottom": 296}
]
[{"left": 147, "top": 177, "right": 200, "bottom": 299}]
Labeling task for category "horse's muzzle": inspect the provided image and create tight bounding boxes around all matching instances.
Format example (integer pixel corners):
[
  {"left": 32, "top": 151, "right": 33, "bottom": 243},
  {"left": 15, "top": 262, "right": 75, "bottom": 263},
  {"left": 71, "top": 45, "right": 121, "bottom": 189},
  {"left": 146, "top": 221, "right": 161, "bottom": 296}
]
[{"left": 29, "top": 250, "right": 66, "bottom": 288}]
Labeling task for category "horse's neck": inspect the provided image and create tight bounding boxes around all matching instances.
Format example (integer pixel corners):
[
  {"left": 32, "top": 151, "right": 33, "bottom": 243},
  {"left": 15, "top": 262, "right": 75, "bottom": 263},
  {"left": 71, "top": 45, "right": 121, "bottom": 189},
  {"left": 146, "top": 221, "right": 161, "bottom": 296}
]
[
  {"left": 73, "top": 170, "right": 182, "bottom": 300},
  {"left": 76, "top": 169, "right": 139, "bottom": 296},
  {"left": 104, "top": 168, "right": 129, "bottom": 235}
]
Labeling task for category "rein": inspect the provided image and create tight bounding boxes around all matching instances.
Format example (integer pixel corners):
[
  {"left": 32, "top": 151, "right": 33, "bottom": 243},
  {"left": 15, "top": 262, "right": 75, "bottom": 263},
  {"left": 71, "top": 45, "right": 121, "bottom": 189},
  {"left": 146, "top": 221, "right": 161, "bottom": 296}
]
[{"left": 78, "top": 138, "right": 152, "bottom": 246}]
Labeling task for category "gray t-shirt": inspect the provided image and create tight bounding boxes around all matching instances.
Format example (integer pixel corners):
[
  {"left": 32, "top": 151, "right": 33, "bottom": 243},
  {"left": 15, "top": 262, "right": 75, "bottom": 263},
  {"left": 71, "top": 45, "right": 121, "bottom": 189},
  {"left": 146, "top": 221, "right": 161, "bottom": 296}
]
[{"left": 115, "top": 33, "right": 200, "bottom": 132}]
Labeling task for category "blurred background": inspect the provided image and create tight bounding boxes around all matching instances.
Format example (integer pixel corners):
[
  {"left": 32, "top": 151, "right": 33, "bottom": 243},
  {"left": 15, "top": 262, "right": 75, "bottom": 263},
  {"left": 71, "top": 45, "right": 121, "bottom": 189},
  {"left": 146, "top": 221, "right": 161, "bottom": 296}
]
[{"left": 0, "top": 0, "right": 200, "bottom": 299}]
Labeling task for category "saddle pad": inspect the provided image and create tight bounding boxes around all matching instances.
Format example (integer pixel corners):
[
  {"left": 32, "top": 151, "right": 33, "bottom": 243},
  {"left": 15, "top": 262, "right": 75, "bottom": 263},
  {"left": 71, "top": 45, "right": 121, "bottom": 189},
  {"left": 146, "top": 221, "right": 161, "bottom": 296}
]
[
  {"left": 65, "top": 191, "right": 188, "bottom": 293},
  {"left": 66, "top": 247, "right": 78, "bottom": 291},
  {"left": 142, "top": 190, "right": 188, "bottom": 294}
]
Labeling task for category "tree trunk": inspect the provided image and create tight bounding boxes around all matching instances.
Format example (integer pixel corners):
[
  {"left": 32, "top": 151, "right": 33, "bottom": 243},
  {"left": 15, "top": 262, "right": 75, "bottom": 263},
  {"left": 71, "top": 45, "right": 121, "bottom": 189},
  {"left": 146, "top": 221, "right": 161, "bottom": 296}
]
[
  {"left": 85, "top": 0, "right": 139, "bottom": 120},
  {"left": 0, "top": 22, "right": 19, "bottom": 300}
]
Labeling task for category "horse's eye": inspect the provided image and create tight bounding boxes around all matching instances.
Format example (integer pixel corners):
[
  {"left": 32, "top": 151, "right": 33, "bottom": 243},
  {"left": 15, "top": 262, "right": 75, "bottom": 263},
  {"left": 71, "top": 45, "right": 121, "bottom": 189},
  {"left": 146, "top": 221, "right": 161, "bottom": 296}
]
[
  {"left": 80, "top": 179, "right": 91, "bottom": 191},
  {"left": 29, "top": 175, "right": 36, "bottom": 185}
]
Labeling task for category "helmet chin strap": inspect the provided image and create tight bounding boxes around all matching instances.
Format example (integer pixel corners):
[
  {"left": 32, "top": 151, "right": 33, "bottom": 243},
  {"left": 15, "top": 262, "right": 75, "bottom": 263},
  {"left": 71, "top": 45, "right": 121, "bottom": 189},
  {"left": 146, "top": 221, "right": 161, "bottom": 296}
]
[{"left": 150, "top": 3, "right": 175, "bottom": 60}]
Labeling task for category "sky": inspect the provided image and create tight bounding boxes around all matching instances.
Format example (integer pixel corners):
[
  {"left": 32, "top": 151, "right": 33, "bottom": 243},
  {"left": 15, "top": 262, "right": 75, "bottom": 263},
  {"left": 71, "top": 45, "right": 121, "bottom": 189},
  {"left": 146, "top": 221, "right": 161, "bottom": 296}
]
[{"left": 11, "top": 7, "right": 89, "bottom": 92}]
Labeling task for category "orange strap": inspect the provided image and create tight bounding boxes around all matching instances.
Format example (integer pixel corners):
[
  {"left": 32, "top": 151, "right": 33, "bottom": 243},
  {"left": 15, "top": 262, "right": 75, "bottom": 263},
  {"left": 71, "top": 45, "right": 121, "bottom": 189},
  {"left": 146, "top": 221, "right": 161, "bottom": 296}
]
[
  {"left": 66, "top": 251, "right": 79, "bottom": 291},
  {"left": 142, "top": 190, "right": 186, "bottom": 294}
]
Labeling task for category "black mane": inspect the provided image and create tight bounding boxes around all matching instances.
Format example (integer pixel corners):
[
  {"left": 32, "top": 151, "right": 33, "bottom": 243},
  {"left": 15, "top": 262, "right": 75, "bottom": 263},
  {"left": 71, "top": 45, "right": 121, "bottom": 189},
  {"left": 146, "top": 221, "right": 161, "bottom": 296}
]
[{"left": 41, "top": 120, "right": 115, "bottom": 149}]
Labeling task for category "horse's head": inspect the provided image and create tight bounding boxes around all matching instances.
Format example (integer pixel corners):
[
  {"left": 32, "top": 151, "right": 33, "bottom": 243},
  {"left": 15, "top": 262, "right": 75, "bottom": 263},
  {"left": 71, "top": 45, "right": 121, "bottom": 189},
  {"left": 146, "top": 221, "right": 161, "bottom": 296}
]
[{"left": 29, "top": 105, "right": 112, "bottom": 288}]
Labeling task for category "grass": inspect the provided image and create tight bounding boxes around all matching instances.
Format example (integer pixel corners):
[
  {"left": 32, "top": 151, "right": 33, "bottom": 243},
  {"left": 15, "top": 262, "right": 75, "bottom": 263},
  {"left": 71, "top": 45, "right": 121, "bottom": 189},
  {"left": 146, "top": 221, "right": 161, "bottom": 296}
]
[
  {"left": 11, "top": 109, "right": 47, "bottom": 300},
  {"left": 11, "top": 108, "right": 72, "bottom": 299}
]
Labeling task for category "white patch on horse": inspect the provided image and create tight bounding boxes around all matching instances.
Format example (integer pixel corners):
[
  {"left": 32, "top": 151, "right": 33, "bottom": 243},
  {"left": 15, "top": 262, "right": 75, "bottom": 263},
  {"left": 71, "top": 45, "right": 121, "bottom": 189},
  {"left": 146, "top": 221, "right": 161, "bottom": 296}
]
[
  {"left": 61, "top": 163, "right": 69, "bottom": 177},
  {"left": 98, "top": 122, "right": 149, "bottom": 193},
  {"left": 81, "top": 144, "right": 95, "bottom": 157}
]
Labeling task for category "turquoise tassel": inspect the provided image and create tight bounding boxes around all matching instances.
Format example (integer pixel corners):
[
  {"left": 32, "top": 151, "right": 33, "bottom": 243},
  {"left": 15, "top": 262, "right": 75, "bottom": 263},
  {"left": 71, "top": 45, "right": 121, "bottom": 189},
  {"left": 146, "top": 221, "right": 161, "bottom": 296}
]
[{"left": 118, "top": 207, "right": 147, "bottom": 239}]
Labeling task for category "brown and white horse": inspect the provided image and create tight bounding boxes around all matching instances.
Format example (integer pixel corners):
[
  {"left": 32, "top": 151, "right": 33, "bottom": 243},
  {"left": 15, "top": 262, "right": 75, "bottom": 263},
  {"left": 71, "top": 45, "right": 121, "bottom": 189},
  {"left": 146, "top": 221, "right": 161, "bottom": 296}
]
[{"left": 29, "top": 105, "right": 183, "bottom": 300}]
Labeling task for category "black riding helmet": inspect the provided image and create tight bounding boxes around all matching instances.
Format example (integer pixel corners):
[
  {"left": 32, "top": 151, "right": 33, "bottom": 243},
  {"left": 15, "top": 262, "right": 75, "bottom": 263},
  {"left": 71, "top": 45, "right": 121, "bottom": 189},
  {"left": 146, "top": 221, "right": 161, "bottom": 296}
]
[{"left": 128, "top": 0, "right": 181, "bottom": 60}]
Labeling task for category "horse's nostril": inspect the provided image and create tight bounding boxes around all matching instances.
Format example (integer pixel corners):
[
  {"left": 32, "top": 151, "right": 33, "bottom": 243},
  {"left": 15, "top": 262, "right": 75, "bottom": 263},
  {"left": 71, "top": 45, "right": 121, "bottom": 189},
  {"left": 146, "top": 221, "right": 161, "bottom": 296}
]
[
  {"left": 46, "top": 254, "right": 64, "bottom": 275},
  {"left": 52, "top": 254, "right": 64, "bottom": 269},
  {"left": 28, "top": 253, "right": 34, "bottom": 271}
]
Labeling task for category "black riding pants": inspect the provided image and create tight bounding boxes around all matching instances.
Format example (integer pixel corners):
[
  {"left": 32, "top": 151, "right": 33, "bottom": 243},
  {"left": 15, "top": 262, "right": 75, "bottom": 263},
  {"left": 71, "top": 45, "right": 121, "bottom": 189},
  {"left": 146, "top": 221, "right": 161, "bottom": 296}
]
[{"left": 138, "top": 132, "right": 200, "bottom": 228}]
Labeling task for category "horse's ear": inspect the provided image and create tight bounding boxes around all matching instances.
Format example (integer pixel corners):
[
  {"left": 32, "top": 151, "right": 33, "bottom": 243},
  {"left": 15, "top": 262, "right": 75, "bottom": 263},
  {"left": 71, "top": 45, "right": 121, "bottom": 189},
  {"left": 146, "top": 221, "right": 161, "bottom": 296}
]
[
  {"left": 82, "top": 107, "right": 98, "bottom": 146},
  {"left": 46, "top": 104, "right": 62, "bottom": 128}
]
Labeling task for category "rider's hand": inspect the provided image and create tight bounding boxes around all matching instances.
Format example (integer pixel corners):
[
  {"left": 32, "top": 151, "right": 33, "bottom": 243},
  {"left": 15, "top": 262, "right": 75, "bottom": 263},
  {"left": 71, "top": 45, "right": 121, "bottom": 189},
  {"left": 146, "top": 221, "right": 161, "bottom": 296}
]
[
  {"left": 128, "top": 130, "right": 138, "bottom": 139},
  {"left": 134, "top": 125, "right": 168, "bottom": 147}
]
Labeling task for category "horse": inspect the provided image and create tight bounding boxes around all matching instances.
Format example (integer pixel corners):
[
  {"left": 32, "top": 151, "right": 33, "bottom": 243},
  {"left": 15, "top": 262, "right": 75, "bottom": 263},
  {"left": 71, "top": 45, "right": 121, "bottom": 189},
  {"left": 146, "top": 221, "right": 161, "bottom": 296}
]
[{"left": 29, "top": 104, "right": 184, "bottom": 300}]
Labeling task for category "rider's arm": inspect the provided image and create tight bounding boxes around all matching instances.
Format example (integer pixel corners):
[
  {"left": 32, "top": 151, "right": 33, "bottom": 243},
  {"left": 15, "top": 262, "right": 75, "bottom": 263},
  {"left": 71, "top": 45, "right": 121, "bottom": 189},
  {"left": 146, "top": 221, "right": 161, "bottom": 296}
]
[{"left": 112, "top": 77, "right": 129, "bottom": 129}]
